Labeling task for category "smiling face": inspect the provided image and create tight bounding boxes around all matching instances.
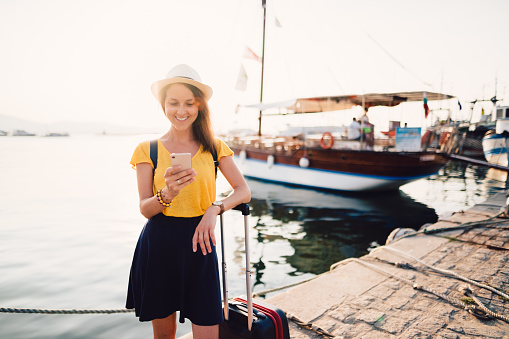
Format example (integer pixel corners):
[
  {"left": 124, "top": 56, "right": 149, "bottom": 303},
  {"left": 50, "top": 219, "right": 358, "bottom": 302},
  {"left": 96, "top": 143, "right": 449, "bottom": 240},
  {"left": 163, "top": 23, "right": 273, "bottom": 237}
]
[{"left": 164, "top": 83, "right": 200, "bottom": 131}]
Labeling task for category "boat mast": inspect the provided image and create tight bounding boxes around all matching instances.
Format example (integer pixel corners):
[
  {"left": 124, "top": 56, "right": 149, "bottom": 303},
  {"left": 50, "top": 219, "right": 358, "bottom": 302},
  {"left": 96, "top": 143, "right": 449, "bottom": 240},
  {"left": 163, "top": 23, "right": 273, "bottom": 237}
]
[
  {"left": 258, "top": 0, "right": 267, "bottom": 136},
  {"left": 491, "top": 77, "right": 498, "bottom": 119}
]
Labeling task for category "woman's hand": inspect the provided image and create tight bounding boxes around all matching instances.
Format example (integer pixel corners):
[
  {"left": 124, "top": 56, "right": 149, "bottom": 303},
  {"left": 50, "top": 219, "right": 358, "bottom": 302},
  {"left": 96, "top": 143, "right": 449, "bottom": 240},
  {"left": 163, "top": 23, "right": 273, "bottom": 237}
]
[
  {"left": 163, "top": 165, "right": 196, "bottom": 200},
  {"left": 192, "top": 206, "right": 219, "bottom": 255}
]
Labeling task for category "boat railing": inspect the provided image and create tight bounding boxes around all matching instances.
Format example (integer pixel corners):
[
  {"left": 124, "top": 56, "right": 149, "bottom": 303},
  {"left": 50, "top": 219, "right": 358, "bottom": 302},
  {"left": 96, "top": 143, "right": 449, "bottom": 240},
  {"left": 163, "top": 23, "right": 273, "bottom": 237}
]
[{"left": 227, "top": 135, "right": 305, "bottom": 154}]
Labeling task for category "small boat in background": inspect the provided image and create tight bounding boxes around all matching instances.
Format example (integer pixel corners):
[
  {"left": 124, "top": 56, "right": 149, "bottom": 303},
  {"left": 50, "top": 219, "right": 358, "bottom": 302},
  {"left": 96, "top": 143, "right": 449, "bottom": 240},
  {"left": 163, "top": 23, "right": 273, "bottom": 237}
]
[
  {"left": 44, "top": 132, "right": 69, "bottom": 137},
  {"left": 422, "top": 122, "right": 494, "bottom": 158},
  {"left": 12, "top": 129, "right": 36, "bottom": 136},
  {"left": 0, "top": 130, "right": 8, "bottom": 136},
  {"left": 422, "top": 95, "right": 501, "bottom": 158},
  {"left": 482, "top": 106, "right": 509, "bottom": 166}
]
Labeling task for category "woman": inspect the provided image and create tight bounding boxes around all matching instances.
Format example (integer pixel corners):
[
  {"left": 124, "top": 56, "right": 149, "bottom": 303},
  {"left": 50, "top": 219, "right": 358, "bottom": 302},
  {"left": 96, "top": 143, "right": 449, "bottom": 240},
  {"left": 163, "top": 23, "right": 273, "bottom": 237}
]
[{"left": 126, "top": 64, "right": 251, "bottom": 339}]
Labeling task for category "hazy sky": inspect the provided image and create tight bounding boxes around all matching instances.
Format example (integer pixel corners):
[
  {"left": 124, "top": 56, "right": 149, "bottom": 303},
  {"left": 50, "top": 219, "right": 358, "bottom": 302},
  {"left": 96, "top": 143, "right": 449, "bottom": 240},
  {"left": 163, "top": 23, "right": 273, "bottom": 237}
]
[{"left": 1, "top": 0, "right": 508, "bottom": 133}]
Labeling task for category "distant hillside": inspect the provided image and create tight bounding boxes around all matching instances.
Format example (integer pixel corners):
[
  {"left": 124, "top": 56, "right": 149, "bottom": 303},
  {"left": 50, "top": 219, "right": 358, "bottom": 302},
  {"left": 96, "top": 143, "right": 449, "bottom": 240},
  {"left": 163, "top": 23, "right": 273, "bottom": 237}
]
[{"left": 0, "top": 114, "right": 159, "bottom": 135}]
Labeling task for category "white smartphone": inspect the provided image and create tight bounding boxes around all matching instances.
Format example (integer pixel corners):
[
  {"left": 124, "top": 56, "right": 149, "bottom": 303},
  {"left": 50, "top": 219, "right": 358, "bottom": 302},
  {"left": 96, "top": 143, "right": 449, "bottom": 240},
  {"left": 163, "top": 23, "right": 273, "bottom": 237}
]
[{"left": 171, "top": 153, "right": 192, "bottom": 170}]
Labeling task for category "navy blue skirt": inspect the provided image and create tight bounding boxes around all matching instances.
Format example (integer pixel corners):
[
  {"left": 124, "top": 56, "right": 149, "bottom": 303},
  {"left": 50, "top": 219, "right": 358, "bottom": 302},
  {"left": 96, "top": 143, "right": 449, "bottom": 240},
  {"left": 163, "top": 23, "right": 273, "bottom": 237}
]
[{"left": 126, "top": 214, "right": 223, "bottom": 325}]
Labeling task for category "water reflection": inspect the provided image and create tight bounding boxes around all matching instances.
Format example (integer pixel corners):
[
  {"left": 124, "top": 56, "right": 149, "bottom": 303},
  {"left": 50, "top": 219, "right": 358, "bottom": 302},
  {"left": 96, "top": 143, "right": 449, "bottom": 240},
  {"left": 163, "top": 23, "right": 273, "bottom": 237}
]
[
  {"left": 402, "top": 161, "right": 509, "bottom": 217},
  {"left": 246, "top": 178, "right": 438, "bottom": 277},
  {"left": 484, "top": 168, "right": 509, "bottom": 191},
  {"left": 434, "top": 160, "right": 509, "bottom": 194}
]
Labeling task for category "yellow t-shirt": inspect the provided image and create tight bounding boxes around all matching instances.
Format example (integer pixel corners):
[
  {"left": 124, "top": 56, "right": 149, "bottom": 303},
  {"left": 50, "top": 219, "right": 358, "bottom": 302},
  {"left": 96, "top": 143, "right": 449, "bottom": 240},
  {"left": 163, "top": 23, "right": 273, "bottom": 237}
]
[{"left": 130, "top": 138, "right": 233, "bottom": 217}]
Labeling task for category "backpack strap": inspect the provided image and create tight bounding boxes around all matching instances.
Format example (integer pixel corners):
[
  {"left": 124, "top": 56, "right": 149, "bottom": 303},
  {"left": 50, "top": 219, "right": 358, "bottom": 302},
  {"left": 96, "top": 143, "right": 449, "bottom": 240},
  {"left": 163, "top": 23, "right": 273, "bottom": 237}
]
[
  {"left": 211, "top": 146, "right": 219, "bottom": 179},
  {"left": 149, "top": 140, "right": 158, "bottom": 178}
]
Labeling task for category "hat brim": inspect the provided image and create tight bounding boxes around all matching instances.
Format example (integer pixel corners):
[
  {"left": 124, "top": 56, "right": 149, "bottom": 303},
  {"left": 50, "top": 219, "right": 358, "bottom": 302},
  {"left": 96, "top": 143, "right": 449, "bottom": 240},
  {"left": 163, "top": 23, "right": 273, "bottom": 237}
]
[{"left": 151, "top": 78, "right": 213, "bottom": 107}]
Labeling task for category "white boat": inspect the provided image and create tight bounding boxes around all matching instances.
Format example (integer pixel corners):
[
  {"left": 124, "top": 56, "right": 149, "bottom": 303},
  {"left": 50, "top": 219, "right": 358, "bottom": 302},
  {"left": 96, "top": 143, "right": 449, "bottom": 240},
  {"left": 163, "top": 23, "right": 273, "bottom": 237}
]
[
  {"left": 482, "top": 106, "right": 509, "bottom": 166},
  {"left": 44, "top": 132, "right": 69, "bottom": 137},
  {"left": 0, "top": 130, "right": 7, "bottom": 136},
  {"left": 228, "top": 94, "right": 451, "bottom": 192},
  {"left": 12, "top": 130, "right": 36, "bottom": 136}
]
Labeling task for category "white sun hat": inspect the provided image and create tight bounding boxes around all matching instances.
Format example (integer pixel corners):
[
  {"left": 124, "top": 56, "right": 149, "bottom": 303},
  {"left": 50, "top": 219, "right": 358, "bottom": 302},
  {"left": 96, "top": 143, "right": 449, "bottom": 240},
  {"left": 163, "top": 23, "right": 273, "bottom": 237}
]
[{"left": 151, "top": 64, "right": 213, "bottom": 107}]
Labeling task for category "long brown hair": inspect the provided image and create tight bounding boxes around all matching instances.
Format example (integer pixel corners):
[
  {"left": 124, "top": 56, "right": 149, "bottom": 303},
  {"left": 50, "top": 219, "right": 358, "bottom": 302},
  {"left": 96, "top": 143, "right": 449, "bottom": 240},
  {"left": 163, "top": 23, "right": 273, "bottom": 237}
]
[{"left": 189, "top": 84, "right": 216, "bottom": 154}]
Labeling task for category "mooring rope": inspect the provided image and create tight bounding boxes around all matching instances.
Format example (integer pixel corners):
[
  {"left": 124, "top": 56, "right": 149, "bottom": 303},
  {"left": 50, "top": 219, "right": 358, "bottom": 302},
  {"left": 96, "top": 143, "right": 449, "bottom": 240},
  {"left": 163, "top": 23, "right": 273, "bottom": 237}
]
[
  {"left": 372, "top": 246, "right": 509, "bottom": 301},
  {"left": 253, "top": 274, "right": 327, "bottom": 298},
  {"left": 368, "top": 256, "right": 509, "bottom": 323},
  {"left": 436, "top": 235, "right": 509, "bottom": 251},
  {"left": 459, "top": 285, "right": 509, "bottom": 323},
  {"left": 331, "top": 258, "right": 506, "bottom": 322},
  {"left": 286, "top": 312, "right": 337, "bottom": 338},
  {"left": 0, "top": 307, "right": 134, "bottom": 315},
  {"left": 394, "top": 211, "right": 507, "bottom": 243}
]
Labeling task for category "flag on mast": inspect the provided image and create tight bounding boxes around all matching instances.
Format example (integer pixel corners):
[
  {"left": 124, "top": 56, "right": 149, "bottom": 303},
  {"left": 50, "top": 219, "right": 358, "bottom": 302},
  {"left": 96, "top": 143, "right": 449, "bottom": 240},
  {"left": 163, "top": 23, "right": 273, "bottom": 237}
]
[
  {"left": 243, "top": 47, "right": 262, "bottom": 62},
  {"left": 423, "top": 92, "right": 430, "bottom": 118},
  {"left": 235, "top": 65, "right": 248, "bottom": 91}
]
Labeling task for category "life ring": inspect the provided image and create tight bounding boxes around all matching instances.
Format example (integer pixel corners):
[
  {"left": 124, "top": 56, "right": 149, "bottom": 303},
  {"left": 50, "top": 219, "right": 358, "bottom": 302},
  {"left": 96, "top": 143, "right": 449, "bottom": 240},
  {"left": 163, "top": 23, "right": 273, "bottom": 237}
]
[{"left": 320, "top": 132, "right": 334, "bottom": 149}]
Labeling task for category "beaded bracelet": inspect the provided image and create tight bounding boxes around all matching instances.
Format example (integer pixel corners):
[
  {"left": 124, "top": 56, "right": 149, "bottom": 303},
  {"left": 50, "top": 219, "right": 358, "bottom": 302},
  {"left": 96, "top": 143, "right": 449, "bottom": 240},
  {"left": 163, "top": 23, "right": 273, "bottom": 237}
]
[{"left": 156, "top": 189, "right": 171, "bottom": 207}]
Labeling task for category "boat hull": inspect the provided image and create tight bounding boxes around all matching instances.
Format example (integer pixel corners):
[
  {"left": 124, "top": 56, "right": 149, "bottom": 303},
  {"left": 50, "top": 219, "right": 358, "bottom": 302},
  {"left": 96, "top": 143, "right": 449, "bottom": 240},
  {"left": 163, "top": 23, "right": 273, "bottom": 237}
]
[
  {"left": 231, "top": 146, "right": 447, "bottom": 192},
  {"left": 482, "top": 133, "right": 509, "bottom": 167}
]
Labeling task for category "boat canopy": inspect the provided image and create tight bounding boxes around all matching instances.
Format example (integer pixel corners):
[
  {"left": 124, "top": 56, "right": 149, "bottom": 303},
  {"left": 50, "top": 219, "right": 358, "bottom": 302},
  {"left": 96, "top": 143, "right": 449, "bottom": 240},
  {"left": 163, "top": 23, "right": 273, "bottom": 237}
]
[{"left": 246, "top": 91, "right": 455, "bottom": 114}]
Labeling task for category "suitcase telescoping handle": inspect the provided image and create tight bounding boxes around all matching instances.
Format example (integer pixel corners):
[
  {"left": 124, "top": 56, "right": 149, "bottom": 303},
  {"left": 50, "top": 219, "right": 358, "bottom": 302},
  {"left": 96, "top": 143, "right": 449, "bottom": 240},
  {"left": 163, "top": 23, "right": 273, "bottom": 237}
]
[{"left": 220, "top": 203, "right": 253, "bottom": 330}]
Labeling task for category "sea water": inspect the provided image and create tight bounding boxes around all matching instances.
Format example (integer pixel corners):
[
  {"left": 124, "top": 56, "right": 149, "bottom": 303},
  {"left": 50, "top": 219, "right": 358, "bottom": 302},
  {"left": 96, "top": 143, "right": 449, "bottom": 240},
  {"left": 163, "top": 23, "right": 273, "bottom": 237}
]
[{"left": 0, "top": 135, "right": 507, "bottom": 338}]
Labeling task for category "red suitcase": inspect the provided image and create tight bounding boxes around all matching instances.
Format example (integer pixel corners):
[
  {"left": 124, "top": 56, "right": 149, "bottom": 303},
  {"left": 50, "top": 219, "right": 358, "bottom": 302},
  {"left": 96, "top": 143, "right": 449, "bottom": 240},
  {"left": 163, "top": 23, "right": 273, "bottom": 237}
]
[{"left": 219, "top": 204, "right": 290, "bottom": 339}]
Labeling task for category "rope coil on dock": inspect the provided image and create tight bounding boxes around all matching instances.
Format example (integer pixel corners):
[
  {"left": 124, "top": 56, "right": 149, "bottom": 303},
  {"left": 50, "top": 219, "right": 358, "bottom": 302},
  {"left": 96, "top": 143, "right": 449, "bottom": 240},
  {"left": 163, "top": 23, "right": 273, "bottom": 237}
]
[{"left": 459, "top": 286, "right": 509, "bottom": 323}]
